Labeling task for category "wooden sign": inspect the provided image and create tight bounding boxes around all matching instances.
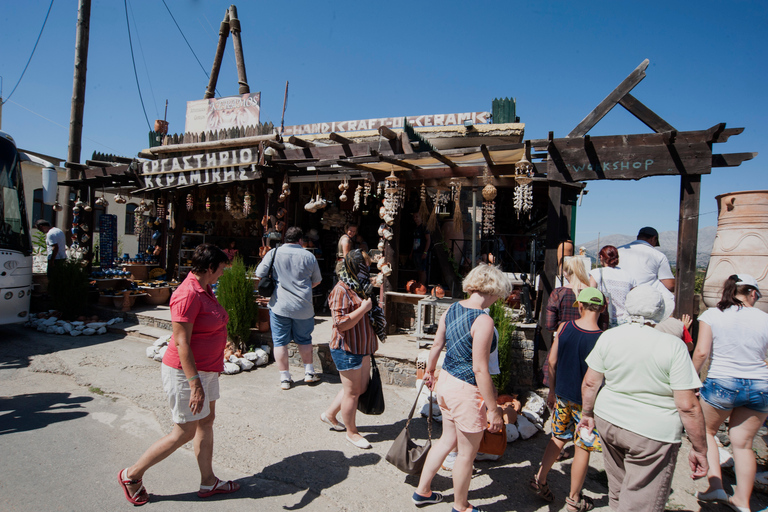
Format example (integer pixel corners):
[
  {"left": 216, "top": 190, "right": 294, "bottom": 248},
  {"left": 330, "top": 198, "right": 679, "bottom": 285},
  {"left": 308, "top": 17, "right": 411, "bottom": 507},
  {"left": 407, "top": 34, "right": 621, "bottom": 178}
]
[
  {"left": 140, "top": 147, "right": 262, "bottom": 189},
  {"left": 282, "top": 111, "right": 491, "bottom": 136},
  {"left": 546, "top": 134, "right": 713, "bottom": 183}
]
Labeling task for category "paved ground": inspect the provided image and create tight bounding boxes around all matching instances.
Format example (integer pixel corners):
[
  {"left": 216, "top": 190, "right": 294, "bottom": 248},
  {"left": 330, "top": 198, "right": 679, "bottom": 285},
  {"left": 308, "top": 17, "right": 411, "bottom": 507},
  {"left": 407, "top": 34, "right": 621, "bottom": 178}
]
[{"left": 1, "top": 322, "right": 767, "bottom": 511}]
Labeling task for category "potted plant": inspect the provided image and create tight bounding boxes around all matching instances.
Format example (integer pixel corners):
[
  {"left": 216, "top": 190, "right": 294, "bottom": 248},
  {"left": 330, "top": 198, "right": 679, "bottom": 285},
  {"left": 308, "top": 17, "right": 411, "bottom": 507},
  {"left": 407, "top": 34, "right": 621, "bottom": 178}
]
[{"left": 216, "top": 256, "right": 257, "bottom": 352}]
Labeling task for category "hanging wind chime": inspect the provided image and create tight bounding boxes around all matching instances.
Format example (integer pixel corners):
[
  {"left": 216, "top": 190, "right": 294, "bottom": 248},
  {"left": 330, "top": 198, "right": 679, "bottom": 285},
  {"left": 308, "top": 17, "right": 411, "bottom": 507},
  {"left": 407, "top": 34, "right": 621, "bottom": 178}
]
[
  {"left": 418, "top": 182, "right": 430, "bottom": 221},
  {"left": 243, "top": 191, "right": 252, "bottom": 216},
  {"left": 225, "top": 191, "right": 232, "bottom": 211},
  {"left": 450, "top": 178, "right": 463, "bottom": 235},
  {"left": 205, "top": 196, "right": 211, "bottom": 212},
  {"left": 353, "top": 183, "right": 362, "bottom": 211},
  {"left": 186, "top": 193, "right": 194, "bottom": 211},
  {"left": 481, "top": 168, "right": 497, "bottom": 237},
  {"left": 513, "top": 142, "right": 534, "bottom": 219},
  {"left": 134, "top": 199, "right": 147, "bottom": 235}
]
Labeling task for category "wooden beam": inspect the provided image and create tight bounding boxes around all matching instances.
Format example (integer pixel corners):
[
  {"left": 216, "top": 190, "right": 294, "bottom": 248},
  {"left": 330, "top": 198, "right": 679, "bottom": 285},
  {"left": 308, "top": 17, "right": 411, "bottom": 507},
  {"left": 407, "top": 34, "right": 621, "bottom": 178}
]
[
  {"left": 480, "top": 144, "right": 494, "bottom": 168},
  {"left": 712, "top": 152, "right": 758, "bottom": 167},
  {"left": 266, "top": 141, "right": 285, "bottom": 151},
  {"left": 619, "top": 93, "right": 676, "bottom": 133},
  {"left": 329, "top": 132, "right": 355, "bottom": 145},
  {"left": 399, "top": 132, "right": 415, "bottom": 154},
  {"left": 567, "top": 59, "right": 650, "bottom": 138},
  {"left": 674, "top": 174, "right": 701, "bottom": 319},
  {"left": 429, "top": 150, "right": 457, "bottom": 168},
  {"left": 288, "top": 136, "right": 315, "bottom": 148},
  {"left": 373, "top": 152, "right": 421, "bottom": 171},
  {"left": 378, "top": 125, "right": 398, "bottom": 140}
]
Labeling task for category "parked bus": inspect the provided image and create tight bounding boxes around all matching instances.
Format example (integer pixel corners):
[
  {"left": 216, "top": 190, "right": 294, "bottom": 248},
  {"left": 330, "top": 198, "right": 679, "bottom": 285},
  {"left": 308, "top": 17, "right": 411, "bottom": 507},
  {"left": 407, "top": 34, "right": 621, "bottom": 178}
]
[{"left": 0, "top": 131, "right": 34, "bottom": 324}]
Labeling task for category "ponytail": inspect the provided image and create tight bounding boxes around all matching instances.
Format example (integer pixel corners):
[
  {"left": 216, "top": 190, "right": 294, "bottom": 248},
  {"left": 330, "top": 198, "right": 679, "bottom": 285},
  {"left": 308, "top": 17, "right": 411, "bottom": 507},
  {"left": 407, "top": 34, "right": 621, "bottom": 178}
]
[{"left": 717, "top": 274, "right": 745, "bottom": 311}]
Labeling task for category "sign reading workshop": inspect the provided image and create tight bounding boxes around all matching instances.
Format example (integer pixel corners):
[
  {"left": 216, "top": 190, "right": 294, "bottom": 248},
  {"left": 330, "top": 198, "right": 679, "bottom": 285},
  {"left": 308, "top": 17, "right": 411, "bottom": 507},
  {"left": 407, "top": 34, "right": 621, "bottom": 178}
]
[{"left": 141, "top": 148, "right": 261, "bottom": 189}]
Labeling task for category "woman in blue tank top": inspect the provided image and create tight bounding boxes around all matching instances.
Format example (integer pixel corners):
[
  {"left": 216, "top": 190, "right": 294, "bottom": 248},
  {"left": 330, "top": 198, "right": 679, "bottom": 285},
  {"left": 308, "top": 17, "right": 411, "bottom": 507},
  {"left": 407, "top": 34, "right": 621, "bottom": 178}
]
[{"left": 412, "top": 264, "right": 512, "bottom": 512}]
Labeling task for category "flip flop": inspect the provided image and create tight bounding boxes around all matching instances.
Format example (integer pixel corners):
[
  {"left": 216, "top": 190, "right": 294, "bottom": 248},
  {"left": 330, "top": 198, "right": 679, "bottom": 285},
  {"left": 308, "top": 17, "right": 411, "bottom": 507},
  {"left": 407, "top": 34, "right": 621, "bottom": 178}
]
[
  {"left": 118, "top": 468, "right": 149, "bottom": 506},
  {"left": 197, "top": 477, "right": 240, "bottom": 498}
]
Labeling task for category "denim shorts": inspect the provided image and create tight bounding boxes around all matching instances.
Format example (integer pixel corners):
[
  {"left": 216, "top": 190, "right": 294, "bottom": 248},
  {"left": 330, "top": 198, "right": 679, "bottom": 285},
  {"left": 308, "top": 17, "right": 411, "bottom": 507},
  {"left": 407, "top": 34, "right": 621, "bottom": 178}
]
[
  {"left": 330, "top": 348, "right": 365, "bottom": 372},
  {"left": 269, "top": 311, "right": 314, "bottom": 347},
  {"left": 701, "top": 377, "right": 768, "bottom": 413}
]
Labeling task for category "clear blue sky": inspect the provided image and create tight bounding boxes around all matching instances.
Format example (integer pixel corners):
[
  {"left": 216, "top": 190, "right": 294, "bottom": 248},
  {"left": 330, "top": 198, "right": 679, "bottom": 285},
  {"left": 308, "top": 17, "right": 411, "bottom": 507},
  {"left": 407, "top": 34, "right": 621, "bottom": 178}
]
[{"left": 1, "top": 1, "right": 766, "bottom": 244}]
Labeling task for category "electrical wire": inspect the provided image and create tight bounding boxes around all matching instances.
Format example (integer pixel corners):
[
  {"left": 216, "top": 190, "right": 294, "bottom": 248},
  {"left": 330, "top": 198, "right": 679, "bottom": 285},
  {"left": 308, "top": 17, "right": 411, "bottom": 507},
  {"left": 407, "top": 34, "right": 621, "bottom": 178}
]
[
  {"left": 2, "top": 0, "right": 55, "bottom": 105},
  {"left": 127, "top": 0, "right": 159, "bottom": 118},
  {"left": 124, "top": 0, "right": 151, "bottom": 131},
  {"left": 161, "top": 0, "right": 219, "bottom": 96}
]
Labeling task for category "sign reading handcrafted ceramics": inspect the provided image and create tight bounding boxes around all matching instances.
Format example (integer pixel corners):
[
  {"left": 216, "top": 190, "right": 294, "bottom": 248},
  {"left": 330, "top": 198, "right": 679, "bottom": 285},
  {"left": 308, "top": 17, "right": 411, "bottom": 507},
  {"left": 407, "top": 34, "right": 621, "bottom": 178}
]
[
  {"left": 185, "top": 92, "right": 261, "bottom": 134},
  {"left": 282, "top": 111, "right": 491, "bottom": 136},
  {"left": 141, "top": 148, "right": 261, "bottom": 189}
]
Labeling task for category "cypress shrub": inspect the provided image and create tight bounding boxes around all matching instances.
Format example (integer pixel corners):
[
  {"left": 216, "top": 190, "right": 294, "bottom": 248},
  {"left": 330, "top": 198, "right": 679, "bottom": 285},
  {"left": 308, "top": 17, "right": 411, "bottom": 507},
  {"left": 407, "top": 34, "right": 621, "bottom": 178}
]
[
  {"left": 48, "top": 259, "right": 90, "bottom": 320},
  {"left": 489, "top": 299, "right": 516, "bottom": 394},
  {"left": 216, "top": 256, "right": 257, "bottom": 351}
]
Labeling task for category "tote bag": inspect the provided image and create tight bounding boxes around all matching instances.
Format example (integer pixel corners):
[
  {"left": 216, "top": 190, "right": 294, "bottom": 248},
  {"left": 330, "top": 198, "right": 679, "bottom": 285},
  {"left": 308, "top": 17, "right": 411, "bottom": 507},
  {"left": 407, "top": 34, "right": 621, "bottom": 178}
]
[{"left": 386, "top": 380, "right": 432, "bottom": 474}]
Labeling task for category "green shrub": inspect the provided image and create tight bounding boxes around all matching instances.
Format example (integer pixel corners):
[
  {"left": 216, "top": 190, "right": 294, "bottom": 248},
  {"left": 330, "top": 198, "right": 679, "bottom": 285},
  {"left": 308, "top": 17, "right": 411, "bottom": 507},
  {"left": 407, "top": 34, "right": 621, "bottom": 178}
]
[
  {"left": 216, "top": 256, "right": 257, "bottom": 351},
  {"left": 489, "top": 299, "right": 516, "bottom": 394},
  {"left": 48, "top": 259, "right": 90, "bottom": 319}
]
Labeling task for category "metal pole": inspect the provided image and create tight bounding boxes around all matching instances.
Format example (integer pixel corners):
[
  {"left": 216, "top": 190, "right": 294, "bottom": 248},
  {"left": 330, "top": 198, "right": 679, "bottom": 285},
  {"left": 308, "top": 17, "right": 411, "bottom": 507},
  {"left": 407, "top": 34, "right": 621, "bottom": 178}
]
[{"left": 471, "top": 177, "right": 477, "bottom": 267}]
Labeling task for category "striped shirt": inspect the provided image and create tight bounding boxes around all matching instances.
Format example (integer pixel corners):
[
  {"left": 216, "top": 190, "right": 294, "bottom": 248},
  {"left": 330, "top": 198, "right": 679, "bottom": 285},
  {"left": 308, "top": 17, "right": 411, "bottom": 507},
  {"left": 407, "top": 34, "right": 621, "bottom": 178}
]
[
  {"left": 442, "top": 302, "right": 498, "bottom": 385},
  {"left": 328, "top": 281, "right": 378, "bottom": 355}
]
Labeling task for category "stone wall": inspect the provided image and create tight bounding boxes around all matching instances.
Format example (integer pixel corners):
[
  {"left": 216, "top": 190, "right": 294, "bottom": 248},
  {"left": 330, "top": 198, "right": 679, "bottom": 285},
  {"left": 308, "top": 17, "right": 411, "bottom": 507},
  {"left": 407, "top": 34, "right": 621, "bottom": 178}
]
[{"left": 508, "top": 325, "right": 536, "bottom": 392}]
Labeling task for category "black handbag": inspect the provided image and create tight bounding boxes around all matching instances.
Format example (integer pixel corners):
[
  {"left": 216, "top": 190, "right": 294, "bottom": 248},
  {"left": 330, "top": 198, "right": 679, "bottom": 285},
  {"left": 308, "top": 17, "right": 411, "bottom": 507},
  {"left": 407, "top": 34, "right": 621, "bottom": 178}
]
[
  {"left": 357, "top": 355, "right": 385, "bottom": 415},
  {"left": 385, "top": 380, "right": 433, "bottom": 474},
  {"left": 257, "top": 247, "right": 277, "bottom": 297}
]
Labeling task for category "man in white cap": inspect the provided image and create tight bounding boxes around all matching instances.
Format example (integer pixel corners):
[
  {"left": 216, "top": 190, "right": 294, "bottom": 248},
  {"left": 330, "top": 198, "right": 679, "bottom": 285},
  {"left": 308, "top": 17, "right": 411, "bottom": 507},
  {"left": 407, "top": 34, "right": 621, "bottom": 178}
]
[{"left": 577, "top": 285, "right": 708, "bottom": 512}]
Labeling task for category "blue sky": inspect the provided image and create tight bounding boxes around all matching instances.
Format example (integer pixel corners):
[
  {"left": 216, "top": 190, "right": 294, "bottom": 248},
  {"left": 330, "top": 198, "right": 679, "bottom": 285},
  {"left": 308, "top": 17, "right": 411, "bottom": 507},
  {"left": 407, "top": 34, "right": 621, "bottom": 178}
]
[{"left": 1, "top": 1, "right": 766, "bottom": 244}]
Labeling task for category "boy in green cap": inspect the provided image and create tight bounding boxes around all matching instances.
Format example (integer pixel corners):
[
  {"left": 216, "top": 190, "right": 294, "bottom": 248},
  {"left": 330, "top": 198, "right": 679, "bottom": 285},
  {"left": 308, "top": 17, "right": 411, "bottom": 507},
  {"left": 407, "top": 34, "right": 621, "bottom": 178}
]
[{"left": 530, "top": 287, "right": 606, "bottom": 511}]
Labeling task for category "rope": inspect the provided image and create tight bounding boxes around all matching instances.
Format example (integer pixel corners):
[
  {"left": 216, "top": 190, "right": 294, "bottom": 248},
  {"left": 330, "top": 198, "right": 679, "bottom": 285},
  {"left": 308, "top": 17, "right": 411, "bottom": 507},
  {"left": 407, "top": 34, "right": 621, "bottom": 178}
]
[
  {"left": 2, "top": 0, "right": 55, "bottom": 105},
  {"left": 124, "top": 0, "right": 151, "bottom": 131}
]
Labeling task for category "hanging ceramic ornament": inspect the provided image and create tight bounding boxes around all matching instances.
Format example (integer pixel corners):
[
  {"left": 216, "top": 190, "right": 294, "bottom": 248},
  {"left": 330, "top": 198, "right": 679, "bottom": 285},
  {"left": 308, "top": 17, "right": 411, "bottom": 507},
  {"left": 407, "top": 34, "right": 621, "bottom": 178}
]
[
  {"left": 186, "top": 193, "right": 194, "bottom": 211},
  {"left": 95, "top": 196, "right": 108, "bottom": 207},
  {"left": 363, "top": 179, "right": 371, "bottom": 205},
  {"left": 52, "top": 201, "right": 63, "bottom": 212},
  {"left": 243, "top": 192, "right": 252, "bottom": 215},
  {"left": 83, "top": 202, "right": 92, "bottom": 212},
  {"left": 282, "top": 179, "right": 291, "bottom": 196},
  {"left": 353, "top": 184, "right": 361, "bottom": 211},
  {"left": 206, "top": 197, "right": 211, "bottom": 212},
  {"left": 418, "top": 182, "right": 430, "bottom": 221},
  {"left": 225, "top": 192, "right": 232, "bottom": 211},
  {"left": 450, "top": 179, "right": 463, "bottom": 235},
  {"left": 481, "top": 168, "right": 497, "bottom": 238},
  {"left": 513, "top": 181, "right": 533, "bottom": 219}
]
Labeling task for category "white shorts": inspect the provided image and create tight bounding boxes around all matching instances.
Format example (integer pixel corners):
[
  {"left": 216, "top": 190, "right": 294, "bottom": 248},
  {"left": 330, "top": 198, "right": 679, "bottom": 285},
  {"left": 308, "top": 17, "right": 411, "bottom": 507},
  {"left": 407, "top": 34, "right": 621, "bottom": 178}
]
[{"left": 161, "top": 364, "right": 220, "bottom": 424}]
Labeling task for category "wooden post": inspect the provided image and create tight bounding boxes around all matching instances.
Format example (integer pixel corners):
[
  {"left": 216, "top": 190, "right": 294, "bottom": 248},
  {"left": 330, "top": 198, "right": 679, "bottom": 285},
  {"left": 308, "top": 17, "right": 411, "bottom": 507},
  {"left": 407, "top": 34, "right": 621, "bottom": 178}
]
[
  {"left": 63, "top": 0, "right": 91, "bottom": 231},
  {"left": 674, "top": 174, "right": 701, "bottom": 318},
  {"left": 204, "top": 10, "right": 230, "bottom": 99},
  {"left": 228, "top": 5, "right": 250, "bottom": 94},
  {"left": 167, "top": 192, "right": 186, "bottom": 278}
]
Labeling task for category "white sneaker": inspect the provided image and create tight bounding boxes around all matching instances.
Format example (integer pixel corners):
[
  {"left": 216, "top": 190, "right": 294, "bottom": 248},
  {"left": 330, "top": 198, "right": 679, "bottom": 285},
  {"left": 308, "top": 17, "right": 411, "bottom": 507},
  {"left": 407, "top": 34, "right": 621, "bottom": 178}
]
[
  {"left": 280, "top": 379, "right": 293, "bottom": 390},
  {"left": 304, "top": 373, "right": 321, "bottom": 384}
]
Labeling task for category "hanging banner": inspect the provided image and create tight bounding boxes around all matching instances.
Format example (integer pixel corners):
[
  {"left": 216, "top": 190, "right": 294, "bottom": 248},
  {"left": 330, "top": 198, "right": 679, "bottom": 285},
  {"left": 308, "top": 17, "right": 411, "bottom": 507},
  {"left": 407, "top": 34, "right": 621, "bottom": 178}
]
[{"left": 185, "top": 92, "right": 261, "bottom": 134}]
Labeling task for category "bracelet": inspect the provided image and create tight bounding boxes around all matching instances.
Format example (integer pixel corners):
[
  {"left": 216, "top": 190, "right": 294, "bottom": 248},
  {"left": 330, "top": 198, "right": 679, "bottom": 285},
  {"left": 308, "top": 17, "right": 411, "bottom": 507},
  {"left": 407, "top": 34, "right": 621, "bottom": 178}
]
[{"left": 187, "top": 374, "right": 200, "bottom": 382}]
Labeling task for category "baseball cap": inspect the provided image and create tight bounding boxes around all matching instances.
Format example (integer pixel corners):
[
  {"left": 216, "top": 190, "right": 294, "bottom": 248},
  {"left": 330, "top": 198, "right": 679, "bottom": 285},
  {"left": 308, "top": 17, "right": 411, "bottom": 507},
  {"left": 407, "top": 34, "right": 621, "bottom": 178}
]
[
  {"left": 573, "top": 287, "right": 605, "bottom": 307},
  {"left": 638, "top": 227, "right": 660, "bottom": 246},
  {"left": 735, "top": 274, "right": 762, "bottom": 299}
]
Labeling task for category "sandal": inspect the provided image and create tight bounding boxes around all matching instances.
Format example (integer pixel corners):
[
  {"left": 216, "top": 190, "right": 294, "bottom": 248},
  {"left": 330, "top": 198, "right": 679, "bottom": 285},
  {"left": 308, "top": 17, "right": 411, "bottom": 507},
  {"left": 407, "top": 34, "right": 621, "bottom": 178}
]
[
  {"left": 529, "top": 476, "right": 554, "bottom": 502},
  {"left": 118, "top": 468, "right": 149, "bottom": 506},
  {"left": 197, "top": 477, "right": 240, "bottom": 498},
  {"left": 566, "top": 494, "right": 594, "bottom": 512}
]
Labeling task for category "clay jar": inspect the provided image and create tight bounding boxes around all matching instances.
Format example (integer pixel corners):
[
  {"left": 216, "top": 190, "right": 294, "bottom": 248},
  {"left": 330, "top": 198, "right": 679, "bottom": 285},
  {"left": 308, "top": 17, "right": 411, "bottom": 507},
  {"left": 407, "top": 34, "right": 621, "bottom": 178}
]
[{"left": 703, "top": 190, "right": 768, "bottom": 313}]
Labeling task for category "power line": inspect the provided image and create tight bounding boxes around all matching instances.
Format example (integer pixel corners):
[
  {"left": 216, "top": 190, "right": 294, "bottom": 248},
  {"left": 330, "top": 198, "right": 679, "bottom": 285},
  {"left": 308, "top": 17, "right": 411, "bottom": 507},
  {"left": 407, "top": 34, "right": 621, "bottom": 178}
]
[
  {"left": 124, "top": 0, "right": 151, "bottom": 131},
  {"left": 2, "top": 0, "right": 55, "bottom": 105},
  {"left": 127, "top": 0, "right": 159, "bottom": 118},
  {"left": 161, "top": 0, "right": 219, "bottom": 96}
]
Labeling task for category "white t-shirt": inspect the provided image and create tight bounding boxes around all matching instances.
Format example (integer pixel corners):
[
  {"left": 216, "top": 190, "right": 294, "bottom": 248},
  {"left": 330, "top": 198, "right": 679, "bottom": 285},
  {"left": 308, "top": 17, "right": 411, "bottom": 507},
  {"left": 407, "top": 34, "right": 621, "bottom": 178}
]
[
  {"left": 698, "top": 306, "right": 768, "bottom": 380},
  {"left": 590, "top": 266, "right": 637, "bottom": 327},
  {"left": 586, "top": 323, "right": 701, "bottom": 443},
  {"left": 46, "top": 227, "right": 67, "bottom": 260},
  {"left": 617, "top": 240, "right": 674, "bottom": 286}
]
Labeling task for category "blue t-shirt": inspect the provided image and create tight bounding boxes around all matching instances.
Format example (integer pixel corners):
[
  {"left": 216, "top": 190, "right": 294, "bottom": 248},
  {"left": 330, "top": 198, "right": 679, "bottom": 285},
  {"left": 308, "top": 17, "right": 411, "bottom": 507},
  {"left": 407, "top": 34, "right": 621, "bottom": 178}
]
[
  {"left": 442, "top": 302, "right": 498, "bottom": 386},
  {"left": 555, "top": 320, "right": 602, "bottom": 405}
]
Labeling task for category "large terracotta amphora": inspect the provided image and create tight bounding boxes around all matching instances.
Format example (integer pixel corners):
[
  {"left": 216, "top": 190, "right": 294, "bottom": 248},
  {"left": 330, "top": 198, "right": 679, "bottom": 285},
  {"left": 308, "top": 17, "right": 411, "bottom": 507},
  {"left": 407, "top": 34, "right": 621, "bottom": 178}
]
[{"left": 703, "top": 190, "right": 768, "bottom": 313}]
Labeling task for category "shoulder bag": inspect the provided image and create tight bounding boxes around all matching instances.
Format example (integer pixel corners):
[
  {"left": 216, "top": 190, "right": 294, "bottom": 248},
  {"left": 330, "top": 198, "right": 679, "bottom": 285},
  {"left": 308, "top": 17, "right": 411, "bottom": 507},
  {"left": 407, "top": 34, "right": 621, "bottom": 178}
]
[
  {"left": 357, "top": 354, "right": 385, "bottom": 415},
  {"left": 385, "top": 379, "right": 432, "bottom": 474},
  {"left": 257, "top": 247, "right": 278, "bottom": 298}
]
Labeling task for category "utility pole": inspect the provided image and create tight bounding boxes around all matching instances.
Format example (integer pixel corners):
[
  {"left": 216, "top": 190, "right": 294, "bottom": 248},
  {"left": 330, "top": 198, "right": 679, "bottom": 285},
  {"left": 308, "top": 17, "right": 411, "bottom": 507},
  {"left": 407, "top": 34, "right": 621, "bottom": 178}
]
[{"left": 62, "top": 0, "right": 91, "bottom": 232}]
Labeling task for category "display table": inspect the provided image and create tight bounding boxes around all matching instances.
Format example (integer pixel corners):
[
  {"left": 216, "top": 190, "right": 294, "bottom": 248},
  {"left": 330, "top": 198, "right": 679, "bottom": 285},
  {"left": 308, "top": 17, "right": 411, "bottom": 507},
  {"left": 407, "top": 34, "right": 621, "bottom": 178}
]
[
  {"left": 384, "top": 292, "right": 429, "bottom": 335},
  {"left": 415, "top": 297, "right": 460, "bottom": 340},
  {"left": 122, "top": 264, "right": 159, "bottom": 281},
  {"left": 138, "top": 286, "right": 172, "bottom": 305}
]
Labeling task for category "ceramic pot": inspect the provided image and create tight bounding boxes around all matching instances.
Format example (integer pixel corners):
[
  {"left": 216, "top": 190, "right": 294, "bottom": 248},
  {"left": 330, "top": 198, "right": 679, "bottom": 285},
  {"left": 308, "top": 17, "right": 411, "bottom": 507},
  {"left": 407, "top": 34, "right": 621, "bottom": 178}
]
[{"left": 703, "top": 190, "right": 768, "bottom": 313}]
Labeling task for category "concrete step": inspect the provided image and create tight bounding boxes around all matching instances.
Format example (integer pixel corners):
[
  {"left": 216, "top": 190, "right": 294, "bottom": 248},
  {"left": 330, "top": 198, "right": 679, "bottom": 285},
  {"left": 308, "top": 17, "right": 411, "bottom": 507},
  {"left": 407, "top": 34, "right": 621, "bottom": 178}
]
[{"left": 121, "top": 323, "right": 171, "bottom": 342}]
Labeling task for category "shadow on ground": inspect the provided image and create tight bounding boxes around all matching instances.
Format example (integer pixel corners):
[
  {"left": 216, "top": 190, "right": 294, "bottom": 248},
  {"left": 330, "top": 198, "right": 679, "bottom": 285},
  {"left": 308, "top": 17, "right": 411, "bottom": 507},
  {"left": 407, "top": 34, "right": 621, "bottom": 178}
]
[{"left": 0, "top": 392, "right": 93, "bottom": 434}]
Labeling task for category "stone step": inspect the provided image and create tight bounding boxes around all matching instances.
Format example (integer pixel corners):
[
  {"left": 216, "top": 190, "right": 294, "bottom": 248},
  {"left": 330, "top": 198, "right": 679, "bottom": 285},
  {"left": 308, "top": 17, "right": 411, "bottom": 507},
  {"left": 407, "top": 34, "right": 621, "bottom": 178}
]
[{"left": 121, "top": 323, "right": 171, "bottom": 342}]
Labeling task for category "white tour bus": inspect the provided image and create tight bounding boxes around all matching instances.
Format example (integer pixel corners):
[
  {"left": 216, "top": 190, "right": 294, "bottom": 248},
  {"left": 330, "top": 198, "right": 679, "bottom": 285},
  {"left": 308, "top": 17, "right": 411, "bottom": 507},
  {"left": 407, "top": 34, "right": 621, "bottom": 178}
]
[{"left": 0, "top": 131, "right": 34, "bottom": 324}]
